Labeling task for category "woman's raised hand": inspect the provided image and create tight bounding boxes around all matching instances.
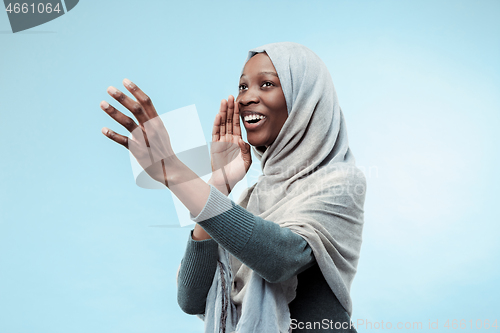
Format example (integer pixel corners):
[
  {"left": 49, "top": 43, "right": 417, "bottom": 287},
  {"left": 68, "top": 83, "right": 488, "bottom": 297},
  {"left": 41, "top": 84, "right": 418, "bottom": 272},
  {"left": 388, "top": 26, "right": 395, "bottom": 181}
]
[
  {"left": 101, "top": 79, "right": 177, "bottom": 186},
  {"left": 210, "top": 95, "right": 252, "bottom": 194}
]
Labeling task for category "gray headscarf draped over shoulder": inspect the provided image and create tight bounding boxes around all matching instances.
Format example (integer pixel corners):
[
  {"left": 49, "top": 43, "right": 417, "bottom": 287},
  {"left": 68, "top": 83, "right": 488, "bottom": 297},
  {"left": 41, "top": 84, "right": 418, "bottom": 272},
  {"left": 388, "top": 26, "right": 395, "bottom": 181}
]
[{"left": 235, "top": 42, "right": 366, "bottom": 316}]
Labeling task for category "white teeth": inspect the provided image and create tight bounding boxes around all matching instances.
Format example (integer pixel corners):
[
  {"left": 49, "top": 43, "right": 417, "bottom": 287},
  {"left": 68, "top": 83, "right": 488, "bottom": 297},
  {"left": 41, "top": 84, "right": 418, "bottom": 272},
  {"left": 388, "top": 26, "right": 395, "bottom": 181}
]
[{"left": 244, "top": 114, "right": 266, "bottom": 122}]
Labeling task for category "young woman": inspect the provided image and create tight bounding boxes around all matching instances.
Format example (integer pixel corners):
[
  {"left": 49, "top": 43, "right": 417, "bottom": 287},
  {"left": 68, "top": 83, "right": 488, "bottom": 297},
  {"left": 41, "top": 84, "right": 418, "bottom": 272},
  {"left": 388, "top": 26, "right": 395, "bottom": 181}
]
[{"left": 101, "top": 42, "right": 366, "bottom": 333}]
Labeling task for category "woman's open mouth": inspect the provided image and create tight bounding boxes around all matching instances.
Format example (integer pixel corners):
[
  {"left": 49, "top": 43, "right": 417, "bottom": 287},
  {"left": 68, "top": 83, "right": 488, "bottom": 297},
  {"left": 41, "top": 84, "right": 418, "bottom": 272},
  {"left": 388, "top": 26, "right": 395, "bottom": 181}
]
[{"left": 243, "top": 114, "right": 267, "bottom": 130}]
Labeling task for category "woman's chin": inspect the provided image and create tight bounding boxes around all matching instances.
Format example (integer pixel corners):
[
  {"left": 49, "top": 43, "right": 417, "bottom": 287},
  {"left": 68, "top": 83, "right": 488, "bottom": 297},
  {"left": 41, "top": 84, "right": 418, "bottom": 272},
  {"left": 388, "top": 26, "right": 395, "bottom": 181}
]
[
  {"left": 248, "top": 135, "right": 272, "bottom": 151},
  {"left": 246, "top": 137, "right": 257, "bottom": 146},
  {"left": 247, "top": 138, "right": 264, "bottom": 148}
]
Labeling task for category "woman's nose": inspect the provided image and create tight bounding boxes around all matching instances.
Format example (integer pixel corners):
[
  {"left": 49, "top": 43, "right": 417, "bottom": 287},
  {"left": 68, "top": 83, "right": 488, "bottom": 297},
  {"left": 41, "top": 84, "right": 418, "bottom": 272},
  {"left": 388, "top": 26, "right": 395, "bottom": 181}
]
[{"left": 239, "top": 87, "right": 259, "bottom": 106}]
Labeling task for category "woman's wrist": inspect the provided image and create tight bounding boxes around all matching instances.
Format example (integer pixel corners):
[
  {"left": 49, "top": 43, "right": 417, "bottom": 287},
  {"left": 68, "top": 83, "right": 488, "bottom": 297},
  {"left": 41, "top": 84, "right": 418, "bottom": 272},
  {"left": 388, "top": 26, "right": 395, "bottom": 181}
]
[
  {"left": 208, "top": 173, "right": 231, "bottom": 196},
  {"left": 163, "top": 159, "right": 212, "bottom": 241},
  {"left": 162, "top": 156, "right": 193, "bottom": 188},
  {"left": 192, "top": 224, "right": 212, "bottom": 240}
]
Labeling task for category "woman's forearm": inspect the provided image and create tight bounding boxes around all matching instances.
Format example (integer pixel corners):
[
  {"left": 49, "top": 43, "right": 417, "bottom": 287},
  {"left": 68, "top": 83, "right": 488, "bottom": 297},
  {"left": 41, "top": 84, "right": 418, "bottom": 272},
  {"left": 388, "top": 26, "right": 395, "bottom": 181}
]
[
  {"left": 164, "top": 156, "right": 211, "bottom": 218},
  {"left": 164, "top": 157, "right": 230, "bottom": 240}
]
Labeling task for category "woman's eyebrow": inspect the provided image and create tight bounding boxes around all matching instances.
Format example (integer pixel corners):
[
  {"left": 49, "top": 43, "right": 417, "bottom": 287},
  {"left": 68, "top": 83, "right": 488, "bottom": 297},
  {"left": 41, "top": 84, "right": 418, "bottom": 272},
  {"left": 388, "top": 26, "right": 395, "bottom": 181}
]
[{"left": 240, "top": 71, "right": 279, "bottom": 78}]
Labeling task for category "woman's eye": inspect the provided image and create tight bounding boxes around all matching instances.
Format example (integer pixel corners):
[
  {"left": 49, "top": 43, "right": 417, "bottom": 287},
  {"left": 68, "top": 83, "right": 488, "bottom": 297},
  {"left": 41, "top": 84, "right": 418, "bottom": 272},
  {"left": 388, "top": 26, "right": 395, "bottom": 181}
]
[
  {"left": 262, "top": 82, "right": 274, "bottom": 88},
  {"left": 239, "top": 84, "right": 247, "bottom": 90}
]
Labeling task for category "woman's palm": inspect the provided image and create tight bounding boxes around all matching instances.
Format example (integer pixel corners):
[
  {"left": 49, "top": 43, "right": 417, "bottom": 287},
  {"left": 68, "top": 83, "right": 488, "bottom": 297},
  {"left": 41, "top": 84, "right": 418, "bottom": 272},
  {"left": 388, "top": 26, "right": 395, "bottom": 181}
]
[{"left": 210, "top": 96, "right": 251, "bottom": 192}]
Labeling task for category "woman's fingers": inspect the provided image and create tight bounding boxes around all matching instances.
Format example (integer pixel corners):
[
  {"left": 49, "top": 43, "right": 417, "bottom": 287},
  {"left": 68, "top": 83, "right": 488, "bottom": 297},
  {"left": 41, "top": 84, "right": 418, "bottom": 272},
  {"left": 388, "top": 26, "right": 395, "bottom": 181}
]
[
  {"left": 101, "top": 127, "right": 146, "bottom": 162},
  {"left": 232, "top": 97, "right": 241, "bottom": 138},
  {"left": 212, "top": 113, "right": 221, "bottom": 142},
  {"left": 101, "top": 127, "right": 129, "bottom": 149},
  {"left": 100, "top": 101, "right": 139, "bottom": 133},
  {"left": 107, "top": 86, "right": 149, "bottom": 126},
  {"left": 215, "top": 96, "right": 242, "bottom": 141},
  {"left": 226, "top": 95, "right": 234, "bottom": 135},
  {"left": 219, "top": 99, "right": 227, "bottom": 137},
  {"left": 122, "top": 79, "right": 159, "bottom": 120}
]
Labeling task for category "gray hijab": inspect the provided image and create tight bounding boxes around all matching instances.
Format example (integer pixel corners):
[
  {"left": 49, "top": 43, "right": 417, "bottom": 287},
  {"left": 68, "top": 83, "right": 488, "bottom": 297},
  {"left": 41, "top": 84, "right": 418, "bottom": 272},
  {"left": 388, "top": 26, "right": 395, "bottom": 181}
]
[{"left": 202, "top": 42, "right": 367, "bottom": 332}]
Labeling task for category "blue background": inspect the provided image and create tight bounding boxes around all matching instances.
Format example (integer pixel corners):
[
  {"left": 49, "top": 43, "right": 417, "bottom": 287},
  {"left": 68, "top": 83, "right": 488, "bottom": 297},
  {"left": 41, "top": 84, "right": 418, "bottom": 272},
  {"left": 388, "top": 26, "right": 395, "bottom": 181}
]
[{"left": 1, "top": 0, "right": 499, "bottom": 332}]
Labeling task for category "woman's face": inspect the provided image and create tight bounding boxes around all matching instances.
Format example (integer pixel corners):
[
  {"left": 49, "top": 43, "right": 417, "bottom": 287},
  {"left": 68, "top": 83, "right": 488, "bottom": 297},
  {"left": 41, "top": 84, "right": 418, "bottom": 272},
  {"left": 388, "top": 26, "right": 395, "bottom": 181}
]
[{"left": 236, "top": 52, "right": 288, "bottom": 148}]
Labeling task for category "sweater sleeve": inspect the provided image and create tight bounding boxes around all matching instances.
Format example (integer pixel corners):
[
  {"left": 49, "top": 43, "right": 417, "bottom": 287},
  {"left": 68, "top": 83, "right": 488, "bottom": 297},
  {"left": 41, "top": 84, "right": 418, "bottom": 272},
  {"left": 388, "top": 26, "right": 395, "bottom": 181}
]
[
  {"left": 190, "top": 184, "right": 316, "bottom": 283},
  {"left": 177, "top": 230, "right": 219, "bottom": 315}
]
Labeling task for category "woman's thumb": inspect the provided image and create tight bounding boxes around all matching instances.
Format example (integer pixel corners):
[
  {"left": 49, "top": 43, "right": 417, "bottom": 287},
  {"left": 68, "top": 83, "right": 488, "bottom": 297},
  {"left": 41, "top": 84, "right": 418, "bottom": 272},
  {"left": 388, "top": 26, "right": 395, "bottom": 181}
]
[{"left": 239, "top": 138, "right": 249, "bottom": 154}]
